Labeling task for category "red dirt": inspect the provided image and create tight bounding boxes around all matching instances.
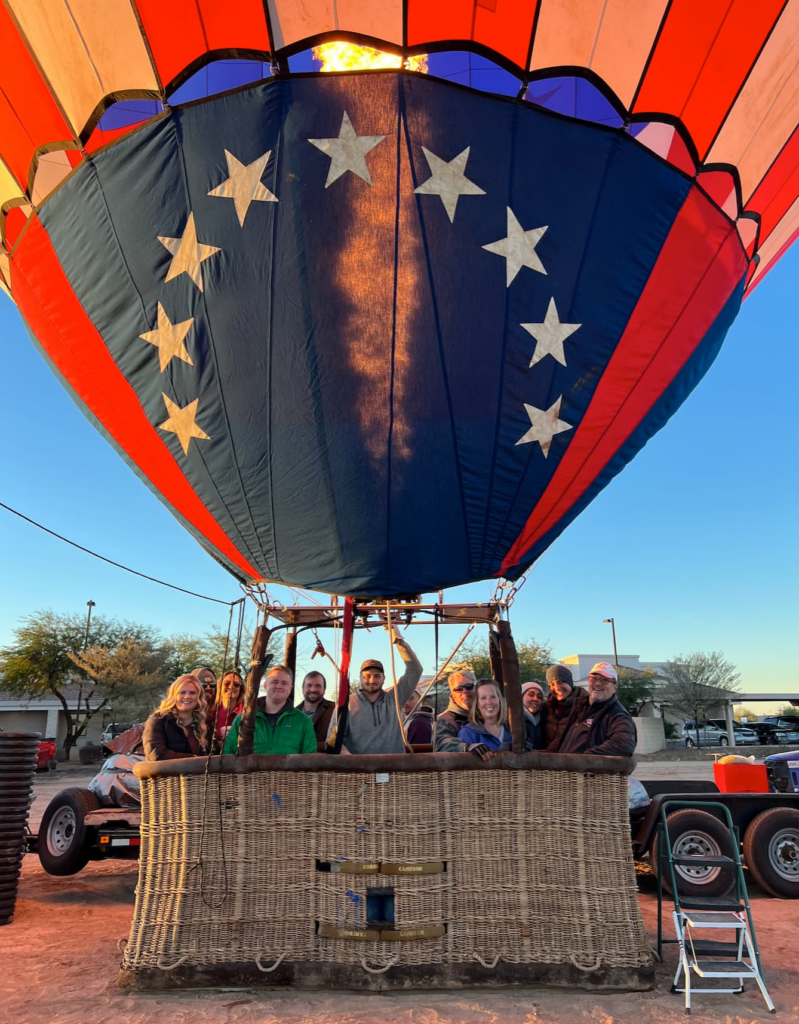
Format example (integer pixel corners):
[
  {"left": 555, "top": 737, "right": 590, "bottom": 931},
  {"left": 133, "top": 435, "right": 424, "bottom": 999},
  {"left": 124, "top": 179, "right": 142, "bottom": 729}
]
[{"left": 2, "top": 856, "right": 798, "bottom": 1024}]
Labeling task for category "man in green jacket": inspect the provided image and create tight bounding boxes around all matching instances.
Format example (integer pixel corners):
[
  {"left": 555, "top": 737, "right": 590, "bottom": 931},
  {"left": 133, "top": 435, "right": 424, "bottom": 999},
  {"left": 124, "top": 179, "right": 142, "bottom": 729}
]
[{"left": 223, "top": 664, "right": 317, "bottom": 755}]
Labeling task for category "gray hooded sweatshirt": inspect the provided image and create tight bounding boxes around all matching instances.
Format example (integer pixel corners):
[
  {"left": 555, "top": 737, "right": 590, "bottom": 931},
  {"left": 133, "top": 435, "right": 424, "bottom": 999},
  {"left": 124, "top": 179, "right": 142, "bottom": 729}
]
[{"left": 328, "top": 642, "right": 423, "bottom": 754}]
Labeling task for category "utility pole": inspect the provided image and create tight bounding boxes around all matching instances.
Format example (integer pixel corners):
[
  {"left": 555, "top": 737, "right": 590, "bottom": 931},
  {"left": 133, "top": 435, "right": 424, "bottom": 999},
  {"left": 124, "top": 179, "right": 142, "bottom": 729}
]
[
  {"left": 603, "top": 617, "right": 618, "bottom": 669},
  {"left": 85, "top": 600, "right": 96, "bottom": 649}
]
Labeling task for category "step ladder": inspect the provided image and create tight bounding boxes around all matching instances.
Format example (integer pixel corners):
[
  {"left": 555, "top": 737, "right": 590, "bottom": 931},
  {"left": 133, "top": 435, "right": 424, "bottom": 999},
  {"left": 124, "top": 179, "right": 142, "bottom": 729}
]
[{"left": 654, "top": 799, "right": 775, "bottom": 1015}]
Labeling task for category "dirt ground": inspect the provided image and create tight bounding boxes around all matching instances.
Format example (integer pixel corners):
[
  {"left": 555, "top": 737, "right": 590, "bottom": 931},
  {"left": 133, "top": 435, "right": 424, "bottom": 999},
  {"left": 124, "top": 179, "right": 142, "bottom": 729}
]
[{"left": 2, "top": 855, "right": 798, "bottom": 1024}]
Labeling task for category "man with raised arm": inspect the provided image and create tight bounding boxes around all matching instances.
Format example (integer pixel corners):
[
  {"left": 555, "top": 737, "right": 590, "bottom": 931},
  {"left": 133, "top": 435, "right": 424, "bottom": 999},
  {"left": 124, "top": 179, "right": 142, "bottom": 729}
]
[{"left": 327, "top": 634, "right": 423, "bottom": 755}]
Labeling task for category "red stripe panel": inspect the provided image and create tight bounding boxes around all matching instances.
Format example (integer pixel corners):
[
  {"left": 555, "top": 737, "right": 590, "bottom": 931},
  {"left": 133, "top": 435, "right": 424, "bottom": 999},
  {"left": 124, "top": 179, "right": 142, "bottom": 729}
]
[
  {"left": 406, "top": 0, "right": 538, "bottom": 70},
  {"left": 0, "top": 3, "right": 74, "bottom": 189},
  {"left": 633, "top": 0, "right": 786, "bottom": 160},
  {"left": 746, "top": 126, "right": 799, "bottom": 243},
  {"left": 745, "top": 220, "right": 799, "bottom": 297},
  {"left": 135, "top": 0, "right": 271, "bottom": 91},
  {"left": 11, "top": 215, "right": 260, "bottom": 581},
  {"left": 501, "top": 188, "right": 747, "bottom": 575}
]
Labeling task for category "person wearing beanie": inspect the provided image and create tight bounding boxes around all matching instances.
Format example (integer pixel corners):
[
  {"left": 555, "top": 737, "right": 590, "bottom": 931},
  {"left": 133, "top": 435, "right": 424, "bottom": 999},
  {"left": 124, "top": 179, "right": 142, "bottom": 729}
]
[
  {"left": 542, "top": 663, "right": 587, "bottom": 749},
  {"left": 554, "top": 662, "right": 636, "bottom": 757},
  {"left": 521, "top": 681, "right": 547, "bottom": 750}
]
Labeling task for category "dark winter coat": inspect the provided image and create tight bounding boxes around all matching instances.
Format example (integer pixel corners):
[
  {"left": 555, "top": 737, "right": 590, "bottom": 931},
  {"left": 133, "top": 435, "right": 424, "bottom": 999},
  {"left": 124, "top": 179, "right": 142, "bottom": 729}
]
[
  {"left": 143, "top": 712, "right": 206, "bottom": 761},
  {"left": 554, "top": 695, "right": 637, "bottom": 757},
  {"left": 406, "top": 706, "right": 434, "bottom": 745},
  {"left": 434, "top": 700, "right": 470, "bottom": 752},
  {"left": 523, "top": 709, "right": 546, "bottom": 750},
  {"left": 542, "top": 687, "right": 588, "bottom": 748}
]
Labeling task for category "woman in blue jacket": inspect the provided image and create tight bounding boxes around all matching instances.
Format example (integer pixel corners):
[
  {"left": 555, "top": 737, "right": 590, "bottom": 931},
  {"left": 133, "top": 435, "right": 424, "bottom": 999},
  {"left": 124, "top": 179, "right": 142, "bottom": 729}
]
[{"left": 458, "top": 679, "right": 512, "bottom": 752}]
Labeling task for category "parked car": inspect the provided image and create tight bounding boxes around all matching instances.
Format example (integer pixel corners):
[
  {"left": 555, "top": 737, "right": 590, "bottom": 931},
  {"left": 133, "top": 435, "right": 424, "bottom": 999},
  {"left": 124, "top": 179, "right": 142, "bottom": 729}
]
[
  {"left": 762, "top": 716, "right": 799, "bottom": 743},
  {"left": 101, "top": 723, "right": 134, "bottom": 746},
  {"left": 747, "top": 721, "right": 799, "bottom": 745},
  {"left": 706, "top": 720, "right": 760, "bottom": 745},
  {"left": 36, "top": 737, "right": 57, "bottom": 772},
  {"left": 681, "top": 720, "right": 729, "bottom": 746}
]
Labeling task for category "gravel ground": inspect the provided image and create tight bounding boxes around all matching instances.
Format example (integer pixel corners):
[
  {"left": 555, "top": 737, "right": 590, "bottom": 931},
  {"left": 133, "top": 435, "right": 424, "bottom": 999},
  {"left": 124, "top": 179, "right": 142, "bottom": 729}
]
[{"left": 2, "top": 858, "right": 797, "bottom": 1024}]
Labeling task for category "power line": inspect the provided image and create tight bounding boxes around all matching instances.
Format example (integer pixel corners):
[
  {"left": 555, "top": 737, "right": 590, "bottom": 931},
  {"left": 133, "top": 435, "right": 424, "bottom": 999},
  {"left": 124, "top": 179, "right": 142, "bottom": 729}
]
[{"left": 0, "top": 499, "right": 236, "bottom": 606}]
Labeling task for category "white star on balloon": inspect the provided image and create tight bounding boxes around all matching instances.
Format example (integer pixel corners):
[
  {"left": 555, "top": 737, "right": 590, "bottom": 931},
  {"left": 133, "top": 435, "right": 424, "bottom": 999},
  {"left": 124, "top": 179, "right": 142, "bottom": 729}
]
[
  {"left": 483, "top": 207, "right": 548, "bottom": 285},
  {"left": 522, "top": 298, "right": 581, "bottom": 368},
  {"left": 140, "top": 302, "right": 195, "bottom": 372},
  {"left": 207, "top": 150, "right": 277, "bottom": 226},
  {"left": 414, "top": 146, "right": 485, "bottom": 222},
  {"left": 158, "top": 213, "right": 220, "bottom": 292},
  {"left": 159, "top": 393, "right": 211, "bottom": 455},
  {"left": 308, "top": 111, "right": 386, "bottom": 187},
  {"left": 515, "top": 396, "right": 572, "bottom": 457}
]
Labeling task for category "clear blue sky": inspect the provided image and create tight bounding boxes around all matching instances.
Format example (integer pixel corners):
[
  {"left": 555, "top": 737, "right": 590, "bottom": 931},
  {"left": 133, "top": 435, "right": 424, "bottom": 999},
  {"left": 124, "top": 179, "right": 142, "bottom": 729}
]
[{"left": 1, "top": 96, "right": 797, "bottom": 707}]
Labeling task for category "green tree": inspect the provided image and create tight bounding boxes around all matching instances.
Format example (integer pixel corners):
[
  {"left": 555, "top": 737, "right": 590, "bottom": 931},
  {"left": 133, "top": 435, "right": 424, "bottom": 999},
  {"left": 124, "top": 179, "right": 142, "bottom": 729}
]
[
  {"left": 660, "top": 652, "right": 741, "bottom": 748},
  {"left": 455, "top": 635, "right": 553, "bottom": 684},
  {"left": 734, "top": 706, "right": 758, "bottom": 723},
  {"left": 616, "top": 667, "right": 658, "bottom": 713},
  {"left": 0, "top": 611, "right": 160, "bottom": 759},
  {"left": 69, "top": 638, "right": 172, "bottom": 724},
  {"left": 166, "top": 626, "right": 254, "bottom": 679},
  {"left": 777, "top": 705, "right": 799, "bottom": 717}
]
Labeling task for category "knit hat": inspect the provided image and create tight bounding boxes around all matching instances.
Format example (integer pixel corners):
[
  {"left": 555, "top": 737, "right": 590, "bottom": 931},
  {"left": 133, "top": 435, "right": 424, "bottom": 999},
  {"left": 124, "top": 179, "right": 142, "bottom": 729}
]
[
  {"left": 545, "top": 664, "right": 574, "bottom": 688},
  {"left": 521, "top": 681, "right": 545, "bottom": 697}
]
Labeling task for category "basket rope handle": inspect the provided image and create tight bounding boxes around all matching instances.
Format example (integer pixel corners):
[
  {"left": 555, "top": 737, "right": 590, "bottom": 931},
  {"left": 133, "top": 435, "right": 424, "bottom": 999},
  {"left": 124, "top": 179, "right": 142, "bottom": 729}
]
[
  {"left": 361, "top": 954, "right": 398, "bottom": 974},
  {"left": 157, "top": 955, "right": 188, "bottom": 971},
  {"left": 256, "top": 951, "right": 288, "bottom": 973},
  {"left": 473, "top": 953, "right": 501, "bottom": 969}
]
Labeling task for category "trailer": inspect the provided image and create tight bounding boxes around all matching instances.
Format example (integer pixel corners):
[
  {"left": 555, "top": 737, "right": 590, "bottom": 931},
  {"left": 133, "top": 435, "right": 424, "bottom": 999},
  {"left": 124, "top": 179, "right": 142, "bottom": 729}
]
[{"left": 632, "top": 779, "right": 799, "bottom": 900}]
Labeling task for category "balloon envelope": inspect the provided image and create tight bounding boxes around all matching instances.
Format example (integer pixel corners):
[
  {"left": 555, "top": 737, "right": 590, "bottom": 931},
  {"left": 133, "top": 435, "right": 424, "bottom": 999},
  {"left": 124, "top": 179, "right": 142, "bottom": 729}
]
[{"left": 1, "top": 3, "right": 795, "bottom": 596}]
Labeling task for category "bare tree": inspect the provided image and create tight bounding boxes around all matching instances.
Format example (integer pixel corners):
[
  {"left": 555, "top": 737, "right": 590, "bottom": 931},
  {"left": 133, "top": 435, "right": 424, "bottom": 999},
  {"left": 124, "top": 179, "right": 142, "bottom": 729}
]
[{"left": 660, "top": 652, "right": 741, "bottom": 747}]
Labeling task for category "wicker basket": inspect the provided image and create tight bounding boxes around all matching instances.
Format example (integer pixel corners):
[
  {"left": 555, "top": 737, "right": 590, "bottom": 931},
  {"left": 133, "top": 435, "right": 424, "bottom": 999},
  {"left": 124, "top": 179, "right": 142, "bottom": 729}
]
[{"left": 122, "top": 753, "right": 650, "bottom": 983}]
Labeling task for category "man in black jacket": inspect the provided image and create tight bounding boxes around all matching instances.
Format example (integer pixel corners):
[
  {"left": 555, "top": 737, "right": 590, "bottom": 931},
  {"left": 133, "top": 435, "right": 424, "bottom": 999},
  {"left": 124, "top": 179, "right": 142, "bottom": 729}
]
[{"left": 556, "top": 662, "right": 636, "bottom": 757}]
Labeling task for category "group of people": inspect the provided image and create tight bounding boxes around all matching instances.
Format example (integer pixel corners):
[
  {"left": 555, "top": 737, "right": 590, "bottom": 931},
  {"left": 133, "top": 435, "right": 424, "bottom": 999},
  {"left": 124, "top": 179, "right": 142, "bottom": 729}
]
[{"left": 142, "top": 635, "right": 636, "bottom": 762}]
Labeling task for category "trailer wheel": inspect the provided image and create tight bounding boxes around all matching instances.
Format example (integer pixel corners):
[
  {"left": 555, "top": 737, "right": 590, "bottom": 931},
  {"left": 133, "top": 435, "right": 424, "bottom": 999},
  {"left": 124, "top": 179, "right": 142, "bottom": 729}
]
[
  {"left": 743, "top": 808, "right": 799, "bottom": 899},
  {"left": 38, "top": 788, "right": 100, "bottom": 876},
  {"left": 649, "top": 809, "right": 736, "bottom": 897}
]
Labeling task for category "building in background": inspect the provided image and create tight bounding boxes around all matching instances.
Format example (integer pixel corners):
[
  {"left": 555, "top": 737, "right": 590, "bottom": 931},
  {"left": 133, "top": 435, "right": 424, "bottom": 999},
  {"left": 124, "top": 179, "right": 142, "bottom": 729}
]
[{"left": 0, "top": 686, "right": 104, "bottom": 753}]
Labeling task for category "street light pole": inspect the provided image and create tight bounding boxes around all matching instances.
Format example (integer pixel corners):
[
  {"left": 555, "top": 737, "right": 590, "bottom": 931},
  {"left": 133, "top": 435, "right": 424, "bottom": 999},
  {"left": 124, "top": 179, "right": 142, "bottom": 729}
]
[
  {"left": 602, "top": 618, "right": 618, "bottom": 669},
  {"left": 85, "top": 600, "right": 96, "bottom": 649}
]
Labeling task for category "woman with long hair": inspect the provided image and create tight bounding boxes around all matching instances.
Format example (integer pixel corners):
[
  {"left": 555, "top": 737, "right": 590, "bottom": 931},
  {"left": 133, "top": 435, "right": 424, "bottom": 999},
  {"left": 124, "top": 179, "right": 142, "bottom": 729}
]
[
  {"left": 209, "top": 670, "right": 245, "bottom": 751},
  {"left": 457, "top": 679, "right": 512, "bottom": 752},
  {"left": 143, "top": 674, "right": 209, "bottom": 761}
]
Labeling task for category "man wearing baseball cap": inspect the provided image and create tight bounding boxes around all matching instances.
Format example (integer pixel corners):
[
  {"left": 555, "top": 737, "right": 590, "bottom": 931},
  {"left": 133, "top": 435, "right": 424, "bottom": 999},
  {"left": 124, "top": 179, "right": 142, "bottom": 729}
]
[
  {"left": 554, "top": 662, "right": 636, "bottom": 757},
  {"left": 521, "top": 681, "right": 547, "bottom": 749},
  {"left": 542, "top": 664, "right": 587, "bottom": 749},
  {"left": 326, "top": 635, "right": 423, "bottom": 755}
]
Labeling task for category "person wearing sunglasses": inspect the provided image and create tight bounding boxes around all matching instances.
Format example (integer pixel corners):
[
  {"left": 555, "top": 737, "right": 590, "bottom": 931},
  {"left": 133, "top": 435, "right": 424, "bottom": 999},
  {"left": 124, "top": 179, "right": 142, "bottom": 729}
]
[
  {"left": 434, "top": 670, "right": 478, "bottom": 753},
  {"left": 209, "top": 670, "right": 245, "bottom": 751}
]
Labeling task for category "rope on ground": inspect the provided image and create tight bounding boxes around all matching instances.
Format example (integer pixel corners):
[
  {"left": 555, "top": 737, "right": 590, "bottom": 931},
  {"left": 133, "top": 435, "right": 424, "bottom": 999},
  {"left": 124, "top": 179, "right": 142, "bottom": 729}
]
[
  {"left": 361, "top": 954, "right": 398, "bottom": 974},
  {"left": 256, "top": 951, "right": 289, "bottom": 972}
]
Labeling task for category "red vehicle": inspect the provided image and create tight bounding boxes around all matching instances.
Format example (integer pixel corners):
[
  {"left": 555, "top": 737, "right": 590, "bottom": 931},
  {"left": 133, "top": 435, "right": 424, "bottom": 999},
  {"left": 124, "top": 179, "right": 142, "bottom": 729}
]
[{"left": 35, "top": 738, "right": 57, "bottom": 772}]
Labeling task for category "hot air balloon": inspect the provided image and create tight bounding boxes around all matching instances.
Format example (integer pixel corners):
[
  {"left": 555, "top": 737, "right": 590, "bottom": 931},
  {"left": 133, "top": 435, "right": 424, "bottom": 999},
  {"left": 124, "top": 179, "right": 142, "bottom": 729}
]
[
  {"left": 3, "top": 1, "right": 796, "bottom": 600},
  {"left": 4, "top": 1, "right": 795, "bottom": 996}
]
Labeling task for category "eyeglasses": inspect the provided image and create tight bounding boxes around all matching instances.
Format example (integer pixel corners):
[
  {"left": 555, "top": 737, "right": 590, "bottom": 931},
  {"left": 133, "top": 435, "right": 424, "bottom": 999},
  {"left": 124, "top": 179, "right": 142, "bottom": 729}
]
[{"left": 453, "top": 683, "right": 475, "bottom": 693}]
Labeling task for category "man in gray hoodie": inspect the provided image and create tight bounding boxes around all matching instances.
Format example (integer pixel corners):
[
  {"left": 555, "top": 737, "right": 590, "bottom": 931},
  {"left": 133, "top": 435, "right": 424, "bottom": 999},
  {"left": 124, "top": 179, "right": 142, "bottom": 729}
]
[{"left": 328, "top": 636, "right": 423, "bottom": 754}]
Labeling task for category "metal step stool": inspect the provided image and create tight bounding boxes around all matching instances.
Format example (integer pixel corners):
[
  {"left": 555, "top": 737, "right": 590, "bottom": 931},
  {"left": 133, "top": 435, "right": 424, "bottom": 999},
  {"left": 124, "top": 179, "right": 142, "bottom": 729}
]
[{"left": 655, "top": 799, "right": 775, "bottom": 1015}]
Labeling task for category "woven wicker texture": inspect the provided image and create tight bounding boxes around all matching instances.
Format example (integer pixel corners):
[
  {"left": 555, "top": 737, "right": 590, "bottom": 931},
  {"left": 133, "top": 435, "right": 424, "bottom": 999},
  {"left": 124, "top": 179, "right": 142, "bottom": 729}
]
[{"left": 122, "top": 767, "right": 650, "bottom": 972}]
